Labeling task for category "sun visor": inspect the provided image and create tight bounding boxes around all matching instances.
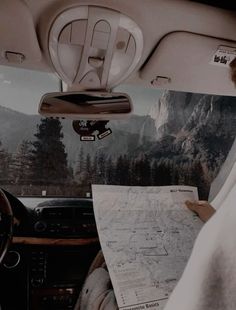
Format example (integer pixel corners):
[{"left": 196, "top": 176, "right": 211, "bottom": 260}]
[
  {"left": 0, "top": 0, "right": 41, "bottom": 66},
  {"left": 141, "top": 32, "right": 236, "bottom": 96},
  {"left": 48, "top": 6, "right": 143, "bottom": 90}
]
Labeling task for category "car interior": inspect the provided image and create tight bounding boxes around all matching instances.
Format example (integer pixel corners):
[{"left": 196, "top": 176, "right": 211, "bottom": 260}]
[{"left": 1, "top": 0, "right": 236, "bottom": 309}]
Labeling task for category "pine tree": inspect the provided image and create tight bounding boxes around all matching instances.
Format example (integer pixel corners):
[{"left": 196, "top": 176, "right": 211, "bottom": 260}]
[
  {"left": 85, "top": 153, "right": 92, "bottom": 174},
  {"left": 75, "top": 147, "right": 85, "bottom": 179},
  {"left": 130, "top": 157, "right": 140, "bottom": 185},
  {"left": 130, "top": 155, "right": 151, "bottom": 186},
  {"left": 159, "top": 160, "right": 172, "bottom": 185},
  {"left": 170, "top": 159, "right": 179, "bottom": 185},
  {"left": 75, "top": 147, "right": 86, "bottom": 184},
  {"left": 30, "top": 118, "right": 68, "bottom": 185},
  {"left": 140, "top": 154, "right": 151, "bottom": 185},
  {"left": 151, "top": 160, "right": 159, "bottom": 185},
  {"left": 115, "top": 155, "right": 130, "bottom": 185},
  {"left": 9, "top": 140, "right": 32, "bottom": 184},
  {"left": 151, "top": 159, "right": 172, "bottom": 186},
  {"left": 91, "top": 153, "right": 99, "bottom": 184},
  {"left": 106, "top": 156, "right": 115, "bottom": 184},
  {"left": 123, "top": 155, "right": 131, "bottom": 185},
  {"left": 190, "top": 160, "right": 209, "bottom": 199},
  {"left": 0, "top": 141, "right": 10, "bottom": 184},
  {"left": 74, "top": 152, "right": 92, "bottom": 185},
  {"left": 129, "top": 158, "right": 136, "bottom": 186},
  {"left": 85, "top": 153, "right": 92, "bottom": 184},
  {"left": 97, "top": 152, "right": 106, "bottom": 184},
  {"left": 115, "top": 155, "right": 125, "bottom": 185}
]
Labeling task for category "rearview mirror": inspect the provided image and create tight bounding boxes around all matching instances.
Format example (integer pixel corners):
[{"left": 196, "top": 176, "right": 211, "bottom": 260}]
[{"left": 39, "top": 91, "right": 132, "bottom": 120}]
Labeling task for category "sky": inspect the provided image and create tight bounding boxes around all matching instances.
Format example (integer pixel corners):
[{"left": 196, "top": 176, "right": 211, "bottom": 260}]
[
  {"left": 0, "top": 66, "right": 60, "bottom": 115},
  {"left": 0, "top": 65, "right": 163, "bottom": 116}
]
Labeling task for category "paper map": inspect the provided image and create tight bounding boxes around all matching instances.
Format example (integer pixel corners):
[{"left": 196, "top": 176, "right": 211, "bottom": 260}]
[{"left": 92, "top": 185, "right": 203, "bottom": 310}]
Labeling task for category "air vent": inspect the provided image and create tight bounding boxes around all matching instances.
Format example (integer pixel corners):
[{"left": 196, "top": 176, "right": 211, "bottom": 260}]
[
  {"left": 39, "top": 206, "right": 95, "bottom": 220},
  {"left": 41, "top": 207, "right": 73, "bottom": 219},
  {"left": 34, "top": 201, "right": 97, "bottom": 237}
]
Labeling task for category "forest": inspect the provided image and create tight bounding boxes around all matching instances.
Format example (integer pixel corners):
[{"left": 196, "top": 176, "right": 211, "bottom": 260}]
[{"left": 0, "top": 117, "right": 210, "bottom": 199}]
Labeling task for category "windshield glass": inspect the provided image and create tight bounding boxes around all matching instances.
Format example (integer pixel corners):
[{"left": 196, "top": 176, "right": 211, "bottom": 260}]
[{"left": 0, "top": 65, "right": 236, "bottom": 200}]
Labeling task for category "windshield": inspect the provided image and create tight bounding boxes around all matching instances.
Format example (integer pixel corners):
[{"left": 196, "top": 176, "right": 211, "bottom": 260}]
[{"left": 0, "top": 65, "right": 236, "bottom": 200}]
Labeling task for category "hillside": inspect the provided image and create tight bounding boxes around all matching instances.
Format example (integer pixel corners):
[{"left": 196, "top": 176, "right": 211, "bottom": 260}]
[{"left": 0, "top": 90, "right": 235, "bottom": 199}]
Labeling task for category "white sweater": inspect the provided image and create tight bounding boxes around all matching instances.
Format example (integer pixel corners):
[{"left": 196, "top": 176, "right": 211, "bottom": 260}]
[{"left": 164, "top": 183, "right": 236, "bottom": 310}]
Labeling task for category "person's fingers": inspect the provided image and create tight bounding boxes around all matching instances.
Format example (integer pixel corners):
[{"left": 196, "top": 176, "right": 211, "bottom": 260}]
[
  {"left": 185, "top": 200, "right": 216, "bottom": 222},
  {"left": 230, "top": 57, "right": 236, "bottom": 86},
  {"left": 185, "top": 200, "right": 212, "bottom": 210},
  {"left": 185, "top": 200, "right": 199, "bottom": 212},
  {"left": 198, "top": 200, "right": 210, "bottom": 206}
]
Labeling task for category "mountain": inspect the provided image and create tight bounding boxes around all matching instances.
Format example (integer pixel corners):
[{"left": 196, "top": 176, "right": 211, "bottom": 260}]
[
  {"left": 149, "top": 91, "right": 203, "bottom": 139},
  {"left": 176, "top": 94, "right": 236, "bottom": 158},
  {"left": 146, "top": 91, "right": 236, "bottom": 155},
  {"left": 144, "top": 91, "right": 236, "bottom": 184},
  {"left": 0, "top": 90, "right": 235, "bottom": 176},
  {"left": 55, "top": 115, "right": 157, "bottom": 166},
  {"left": 0, "top": 106, "right": 40, "bottom": 152},
  {"left": 0, "top": 106, "right": 157, "bottom": 166},
  {"left": 0, "top": 91, "right": 236, "bottom": 199}
]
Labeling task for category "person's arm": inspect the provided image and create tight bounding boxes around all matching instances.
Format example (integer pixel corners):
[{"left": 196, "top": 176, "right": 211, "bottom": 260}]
[{"left": 185, "top": 200, "right": 216, "bottom": 222}]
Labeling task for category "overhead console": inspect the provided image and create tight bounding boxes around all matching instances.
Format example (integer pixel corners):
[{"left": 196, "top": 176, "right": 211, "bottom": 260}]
[
  {"left": 48, "top": 6, "right": 143, "bottom": 90},
  {"left": 141, "top": 32, "right": 236, "bottom": 96}
]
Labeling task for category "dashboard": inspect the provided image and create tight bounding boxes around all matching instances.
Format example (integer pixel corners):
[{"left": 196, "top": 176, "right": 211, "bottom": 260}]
[{"left": 0, "top": 192, "right": 100, "bottom": 310}]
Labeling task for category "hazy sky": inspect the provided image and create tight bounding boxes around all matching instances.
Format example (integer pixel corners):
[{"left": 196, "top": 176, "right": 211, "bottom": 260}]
[
  {"left": 0, "top": 66, "right": 60, "bottom": 115},
  {"left": 0, "top": 65, "right": 163, "bottom": 116}
]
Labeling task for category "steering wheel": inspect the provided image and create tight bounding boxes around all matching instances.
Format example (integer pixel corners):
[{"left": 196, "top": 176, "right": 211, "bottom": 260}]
[{"left": 0, "top": 189, "right": 13, "bottom": 264}]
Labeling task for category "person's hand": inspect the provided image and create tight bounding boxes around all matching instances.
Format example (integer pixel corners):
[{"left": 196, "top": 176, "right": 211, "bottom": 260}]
[
  {"left": 185, "top": 200, "right": 216, "bottom": 222},
  {"left": 230, "top": 57, "right": 236, "bottom": 85}
]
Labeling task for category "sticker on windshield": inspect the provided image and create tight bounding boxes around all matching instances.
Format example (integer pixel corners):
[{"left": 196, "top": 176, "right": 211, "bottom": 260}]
[
  {"left": 210, "top": 45, "right": 236, "bottom": 67},
  {"left": 80, "top": 135, "right": 95, "bottom": 141}
]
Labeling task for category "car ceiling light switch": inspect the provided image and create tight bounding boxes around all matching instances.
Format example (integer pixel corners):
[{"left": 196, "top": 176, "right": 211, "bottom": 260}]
[
  {"left": 5, "top": 51, "right": 25, "bottom": 63},
  {"left": 151, "top": 76, "right": 171, "bottom": 87},
  {"left": 88, "top": 57, "right": 104, "bottom": 68},
  {"left": 48, "top": 6, "right": 143, "bottom": 89}
]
